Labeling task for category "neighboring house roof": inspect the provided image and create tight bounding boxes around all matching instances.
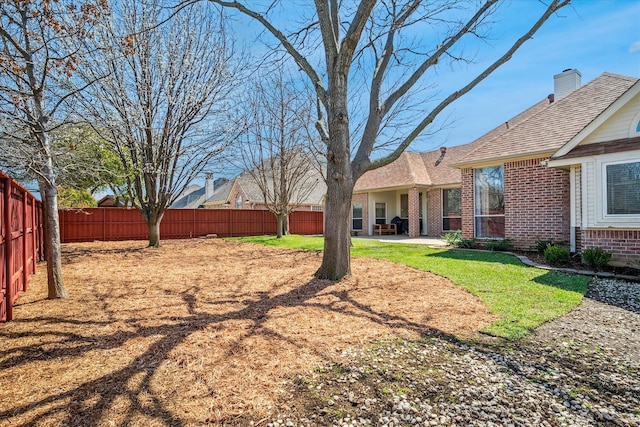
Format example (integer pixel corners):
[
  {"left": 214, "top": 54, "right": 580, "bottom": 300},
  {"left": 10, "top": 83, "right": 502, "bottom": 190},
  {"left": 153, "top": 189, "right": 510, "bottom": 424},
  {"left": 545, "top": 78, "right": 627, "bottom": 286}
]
[
  {"left": 453, "top": 72, "right": 639, "bottom": 168},
  {"left": 97, "top": 195, "right": 124, "bottom": 207},
  {"left": 202, "top": 165, "right": 326, "bottom": 207},
  {"left": 171, "top": 178, "right": 229, "bottom": 208}
]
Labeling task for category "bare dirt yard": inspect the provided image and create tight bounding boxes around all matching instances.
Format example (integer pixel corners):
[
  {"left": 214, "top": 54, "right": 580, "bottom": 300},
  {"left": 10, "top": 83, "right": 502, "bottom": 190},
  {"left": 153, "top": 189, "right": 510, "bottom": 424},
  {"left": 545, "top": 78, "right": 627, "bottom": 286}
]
[{"left": 0, "top": 239, "right": 495, "bottom": 426}]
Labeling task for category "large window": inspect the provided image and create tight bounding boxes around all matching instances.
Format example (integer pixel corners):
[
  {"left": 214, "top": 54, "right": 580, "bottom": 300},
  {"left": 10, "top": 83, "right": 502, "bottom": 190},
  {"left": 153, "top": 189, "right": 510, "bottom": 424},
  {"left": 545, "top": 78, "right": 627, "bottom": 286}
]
[
  {"left": 352, "top": 203, "right": 363, "bottom": 230},
  {"left": 442, "top": 188, "right": 461, "bottom": 231},
  {"left": 235, "top": 194, "right": 243, "bottom": 209},
  {"left": 474, "top": 166, "right": 505, "bottom": 238},
  {"left": 606, "top": 161, "right": 640, "bottom": 215},
  {"left": 375, "top": 202, "right": 386, "bottom": 225}
]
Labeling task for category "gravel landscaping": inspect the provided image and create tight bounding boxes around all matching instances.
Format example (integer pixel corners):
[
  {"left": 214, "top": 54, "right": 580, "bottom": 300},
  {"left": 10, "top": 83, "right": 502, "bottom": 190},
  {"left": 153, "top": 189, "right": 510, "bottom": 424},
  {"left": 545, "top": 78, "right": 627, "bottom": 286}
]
[{"left": 262, "top": 278, "right": 640, "bottom": 427}]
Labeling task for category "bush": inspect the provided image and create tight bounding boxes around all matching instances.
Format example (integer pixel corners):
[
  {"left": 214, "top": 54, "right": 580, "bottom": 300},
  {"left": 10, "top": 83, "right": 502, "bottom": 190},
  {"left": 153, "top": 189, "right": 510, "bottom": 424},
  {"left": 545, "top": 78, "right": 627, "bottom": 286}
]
[
  {"left": 534, "top": 239, "right": 555, "bottom": 254},
  {"left": 484, "top": 239, "right": 514, "bottom": 252},
  {"left": 442, "top": 230, "right": 462, "bottom": 246},
  {"left": 582, "top": 247, "right": 612, "bottom": 269},
  {"left": 458, "top": 238, "right": 477, "bottom": 249},
  {"left": 544, "top": 244, "right": 570, "bottom": 266}
]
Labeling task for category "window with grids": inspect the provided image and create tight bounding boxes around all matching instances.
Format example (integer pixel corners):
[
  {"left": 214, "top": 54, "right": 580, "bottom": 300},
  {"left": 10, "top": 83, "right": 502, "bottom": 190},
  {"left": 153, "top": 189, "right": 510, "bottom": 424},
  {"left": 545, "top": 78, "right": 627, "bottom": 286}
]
[
  {"left": 375, "top": 202, "right": 386, "bottom": 225},
  {"left": 352, "top": 203, "right": 363, "bottom": 230},
  {"left": 442, "top": 188, "right": 461, "bottom": 231},
  {"left": 606, "top": 161, "right": 640, "bottom": 215},
  {"left": 474, "top": 166, "right": 505, "bottom": 238}
]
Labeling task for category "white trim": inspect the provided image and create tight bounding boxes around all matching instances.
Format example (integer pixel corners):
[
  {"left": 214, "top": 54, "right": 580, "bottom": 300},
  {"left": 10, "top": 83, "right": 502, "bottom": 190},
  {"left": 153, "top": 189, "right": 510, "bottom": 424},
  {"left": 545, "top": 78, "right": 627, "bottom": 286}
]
[
  {"left": 552, "top": 80, "right": 640, "bottom": 158},
  {"left": 593, "top": 152, "right": 640, "bottom": 227}
]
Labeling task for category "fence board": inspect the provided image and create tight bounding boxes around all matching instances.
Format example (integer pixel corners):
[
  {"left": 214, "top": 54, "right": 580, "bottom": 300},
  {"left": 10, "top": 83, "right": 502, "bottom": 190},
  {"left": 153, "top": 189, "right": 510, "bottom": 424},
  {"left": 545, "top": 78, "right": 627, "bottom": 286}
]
[
  {"left": 59, "top": 208, "right": 323, "bottom": 243},
  {"left": 1, "top": 171, "right": 42, "bottom": 323}
]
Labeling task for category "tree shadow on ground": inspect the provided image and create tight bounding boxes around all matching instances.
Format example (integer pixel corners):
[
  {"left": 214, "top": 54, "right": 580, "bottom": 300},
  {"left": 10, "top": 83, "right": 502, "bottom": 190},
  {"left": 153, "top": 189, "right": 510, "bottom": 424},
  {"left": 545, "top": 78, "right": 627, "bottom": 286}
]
[{"left": 0, "top": 259, "right": 469, "bottom": 426}]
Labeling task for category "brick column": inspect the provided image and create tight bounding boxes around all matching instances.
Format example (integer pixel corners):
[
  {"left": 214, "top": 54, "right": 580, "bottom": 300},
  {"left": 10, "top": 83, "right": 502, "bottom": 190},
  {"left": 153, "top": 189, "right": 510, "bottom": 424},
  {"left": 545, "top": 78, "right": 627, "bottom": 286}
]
[
  {"left": 461, "top": 168, "right": 475, "bottom": 240},
  {"left": 408, "top": 187, "right": 420, "bottom": 237}
]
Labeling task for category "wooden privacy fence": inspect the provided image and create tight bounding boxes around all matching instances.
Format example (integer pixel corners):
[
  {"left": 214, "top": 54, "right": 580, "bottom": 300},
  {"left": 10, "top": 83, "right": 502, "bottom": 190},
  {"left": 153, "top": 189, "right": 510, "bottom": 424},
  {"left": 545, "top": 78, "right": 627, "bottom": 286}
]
[
  {"left": 1, "top": 171, "right": 44, "bottom": 323},
  {"left": 59, "top": 208, "right": 324, "bottom": 243}
]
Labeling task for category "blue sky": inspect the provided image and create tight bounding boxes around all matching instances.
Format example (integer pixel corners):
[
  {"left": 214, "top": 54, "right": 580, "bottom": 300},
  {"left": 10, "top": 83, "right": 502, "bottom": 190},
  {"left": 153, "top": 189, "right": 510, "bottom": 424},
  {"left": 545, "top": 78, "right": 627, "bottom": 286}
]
[
  {"left": 230, "top": 1, "right": 640, "bottom": 153},
  {"left": 421, "top": 0, "right": 640, "bottom": 151}
]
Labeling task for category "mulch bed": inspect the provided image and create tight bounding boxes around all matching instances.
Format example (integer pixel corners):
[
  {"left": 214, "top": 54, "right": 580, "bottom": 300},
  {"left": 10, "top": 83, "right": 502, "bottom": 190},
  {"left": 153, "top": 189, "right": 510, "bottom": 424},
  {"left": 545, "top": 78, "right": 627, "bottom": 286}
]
[{"left": 0, "top": 239, "right": 495, "bottom": 426}]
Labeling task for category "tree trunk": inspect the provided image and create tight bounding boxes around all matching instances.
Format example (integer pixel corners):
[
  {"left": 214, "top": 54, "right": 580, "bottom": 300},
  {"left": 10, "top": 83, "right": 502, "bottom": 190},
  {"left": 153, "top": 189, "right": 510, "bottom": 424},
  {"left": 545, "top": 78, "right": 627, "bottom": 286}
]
[
  {"left": 315, "top": 72, "right": 354, "bottom": 280},
  {"left": 39, "top": 179, "right": 67, "bottom": 299},
  {"left": 147, "top": 211, "right": 162, "bottom": 247},
  {"left": 276, "top": 213, "right": 284, "bottom": 238}
]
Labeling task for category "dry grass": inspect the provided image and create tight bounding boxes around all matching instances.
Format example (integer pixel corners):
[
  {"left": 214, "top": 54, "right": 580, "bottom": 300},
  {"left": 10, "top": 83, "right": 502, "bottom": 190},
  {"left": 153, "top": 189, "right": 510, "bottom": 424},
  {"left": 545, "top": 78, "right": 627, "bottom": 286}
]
[{"left": 0, "top": 239, "right": 495, "bottom": 426}]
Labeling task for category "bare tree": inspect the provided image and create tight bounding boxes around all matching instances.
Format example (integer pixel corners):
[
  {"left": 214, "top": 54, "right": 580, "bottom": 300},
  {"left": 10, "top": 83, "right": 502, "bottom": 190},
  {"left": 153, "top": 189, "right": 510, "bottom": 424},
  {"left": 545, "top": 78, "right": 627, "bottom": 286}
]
[
  {"left": 0, "top": 0, "right": 107, "bottom": 298},
  {"left": 241, "top": 70, "right": 325, "bottom": 238},
  {"left": 205, "top": 0, "right": 571, "bottom": 279},
  {"left": 80, "top": 0, "right": 244, "bottom": 247}
]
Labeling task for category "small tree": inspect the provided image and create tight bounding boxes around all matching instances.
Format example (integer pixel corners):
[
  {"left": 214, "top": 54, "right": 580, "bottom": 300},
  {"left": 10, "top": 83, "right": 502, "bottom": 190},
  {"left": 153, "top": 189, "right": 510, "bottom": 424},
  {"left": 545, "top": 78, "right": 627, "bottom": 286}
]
[
  {"left": 80, "top": 0, "right": 244, "bottom": 246},
  {"left": 0, "top": 0, "right": 107, "bottom": 298},
  {"left": 207, "top": 0, "right": 571, "bottom": 280},
  {"left": 241, "top": 70, "right": 324, "bottom": 238}
]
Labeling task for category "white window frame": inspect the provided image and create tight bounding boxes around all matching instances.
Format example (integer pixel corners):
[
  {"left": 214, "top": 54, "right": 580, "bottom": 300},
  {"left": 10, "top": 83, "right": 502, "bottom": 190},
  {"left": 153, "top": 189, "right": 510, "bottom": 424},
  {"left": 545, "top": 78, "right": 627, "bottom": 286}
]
[
  {"left": 351, "top": 203, "right": 363, "bottom": 230},
  {"left": 473, "top": 166, "right": 505, "bottom": 239},
  {"left": 375, "top": 202, "right": 386, "bottom": 225},
  {"left": 235, "top": 194, "right": 243, "bottom": 209},
  {"left": 597, "top": 153, "right": 640, "bottom": 226}
]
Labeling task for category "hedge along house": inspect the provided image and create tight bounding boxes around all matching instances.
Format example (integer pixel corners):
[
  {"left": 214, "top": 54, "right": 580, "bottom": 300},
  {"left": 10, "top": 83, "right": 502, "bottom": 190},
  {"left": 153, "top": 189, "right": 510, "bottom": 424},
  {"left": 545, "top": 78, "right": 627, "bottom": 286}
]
[{"left": 452, "top": 70, "right": 640, "bottom": 266}]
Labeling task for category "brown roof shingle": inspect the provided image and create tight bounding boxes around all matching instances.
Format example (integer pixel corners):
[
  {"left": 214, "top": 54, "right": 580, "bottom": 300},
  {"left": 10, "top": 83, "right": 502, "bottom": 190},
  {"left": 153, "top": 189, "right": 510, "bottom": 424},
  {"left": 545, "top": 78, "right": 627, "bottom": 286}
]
[{"left": 453, "top": 72, "right": 639, "bottom": 167}]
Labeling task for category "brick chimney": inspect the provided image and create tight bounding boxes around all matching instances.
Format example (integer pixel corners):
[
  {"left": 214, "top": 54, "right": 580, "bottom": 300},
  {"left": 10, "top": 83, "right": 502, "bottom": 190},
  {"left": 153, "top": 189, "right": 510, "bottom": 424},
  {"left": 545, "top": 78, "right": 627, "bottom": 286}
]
[
  {"left": 205, "top": 173, "right": 214, "bottom": 200},
  {"left": 553, "top": 69, "right": 582, "bottom": 101}
]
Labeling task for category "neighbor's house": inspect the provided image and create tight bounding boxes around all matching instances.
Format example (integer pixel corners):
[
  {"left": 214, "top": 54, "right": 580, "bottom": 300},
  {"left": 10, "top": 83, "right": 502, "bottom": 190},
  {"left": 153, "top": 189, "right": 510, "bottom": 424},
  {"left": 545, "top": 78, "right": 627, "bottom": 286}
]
[
  {"left": 201, "top": 170, "right": 326, "bottom": 211},
  {"left": 353, "top": 70, "right": 640, "bottom": 265},
  {"left": 173, "top": 167, "right": 326, "bottom": 212}
]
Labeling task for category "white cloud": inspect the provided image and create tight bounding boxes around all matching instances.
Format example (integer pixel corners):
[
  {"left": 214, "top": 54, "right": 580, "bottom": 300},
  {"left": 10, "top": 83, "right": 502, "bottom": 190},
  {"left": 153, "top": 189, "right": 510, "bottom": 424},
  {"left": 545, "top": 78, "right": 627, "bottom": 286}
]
[{"left": 630, "top": 41, "right": 640, "bottom": 53}]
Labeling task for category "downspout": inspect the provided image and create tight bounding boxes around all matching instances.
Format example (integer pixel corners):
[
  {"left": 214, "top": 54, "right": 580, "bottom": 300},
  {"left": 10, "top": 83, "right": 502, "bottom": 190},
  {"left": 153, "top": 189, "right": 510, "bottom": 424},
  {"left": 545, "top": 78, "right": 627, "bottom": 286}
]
[{"left": 569, "top": 166, "right": 576, "bottom": 253}]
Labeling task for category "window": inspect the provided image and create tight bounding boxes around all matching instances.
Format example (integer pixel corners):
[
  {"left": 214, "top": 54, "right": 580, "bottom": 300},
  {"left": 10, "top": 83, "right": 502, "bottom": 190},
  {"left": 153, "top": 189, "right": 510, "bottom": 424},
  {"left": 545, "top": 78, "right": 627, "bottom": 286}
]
[
  {"left": 235, "top": 194, "right": 243, "bottom": 209},
  {"left": 375, "top": 202, "right": 386, "bottom": 225},
  {"left": 474, "top": 166, "right": 505, "bottom": 238},
  {"left": 352, "top": 203, "right": 363, "bottom": 230},
  {"left": 606, "top": 161, "right": 640, "bottom": 215},
  {"left": 636, "top": 121, "right": 640, "bottom": 133},
  {"left": 400, "top": 194, "right": 408, "bottom": 218},
  {"left": 442, "top": 188, "right": 461, "bottom": 231}
]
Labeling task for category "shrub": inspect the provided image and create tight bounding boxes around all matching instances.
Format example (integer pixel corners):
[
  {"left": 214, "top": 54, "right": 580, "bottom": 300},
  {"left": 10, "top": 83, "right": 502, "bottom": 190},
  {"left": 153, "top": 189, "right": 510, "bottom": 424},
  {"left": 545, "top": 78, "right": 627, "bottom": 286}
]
[
  {"left": 544, "top": 244, "right": 570, "bottom": 266},
  {"left": 457, "top": 238, "right": 477, "bottom": 249},
  {"left": 582, "top": 247, "right": 612, "bottom": 269},
  {"left": 484, "top": 239, "right": 514, "bottom": 252},
  {"left": 442, "top": 230, "right": 462, "bottom": 247},
  {"left": 534, "top": 239, "right": 555, "bottom": 254}
]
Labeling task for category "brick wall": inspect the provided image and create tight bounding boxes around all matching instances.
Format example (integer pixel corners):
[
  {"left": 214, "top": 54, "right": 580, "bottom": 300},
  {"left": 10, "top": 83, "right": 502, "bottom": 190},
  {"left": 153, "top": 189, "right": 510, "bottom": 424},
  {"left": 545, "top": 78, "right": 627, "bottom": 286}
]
[
  {"left": 580, "top": 229, "right": 640, "bottom": 264},
  {"left": 504, "top": 158, "right": 570, "bottom": 250},
  {"left": 426, "top": 189, "right": 442, "bottom": 237},
  {"left": 461, "top": 168, "right": 474, "bottom": 240},
  {"left": 352, "top": 193, "right": 369, "bottom": 234}
]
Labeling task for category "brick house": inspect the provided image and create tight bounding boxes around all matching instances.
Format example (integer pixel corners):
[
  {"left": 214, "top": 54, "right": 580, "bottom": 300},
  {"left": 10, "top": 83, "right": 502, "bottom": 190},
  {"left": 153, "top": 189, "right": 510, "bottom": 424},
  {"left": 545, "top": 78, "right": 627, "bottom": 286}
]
[
  {"left": 353, "top": 70, "right": 639, "bottom": 266},
  {"left": 453, "top": 70, "right": 639, "bottom": 265}
]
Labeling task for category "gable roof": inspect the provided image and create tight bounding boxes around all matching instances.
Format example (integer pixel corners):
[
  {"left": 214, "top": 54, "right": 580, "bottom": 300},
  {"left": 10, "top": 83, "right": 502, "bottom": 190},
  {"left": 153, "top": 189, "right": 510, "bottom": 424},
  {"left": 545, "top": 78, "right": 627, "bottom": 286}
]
[
  {"left": 452, "top": 72, "right": 639, "bottom": 168},
  {"left": 353, "top": 142, "right": 480, "bottom": 192}
]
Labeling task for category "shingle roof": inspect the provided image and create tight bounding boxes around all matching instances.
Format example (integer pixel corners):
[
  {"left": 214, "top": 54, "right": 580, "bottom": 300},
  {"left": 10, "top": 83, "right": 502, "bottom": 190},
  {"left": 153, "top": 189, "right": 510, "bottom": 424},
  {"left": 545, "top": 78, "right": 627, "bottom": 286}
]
[{"left": 453, "top": 72, "right": 639, "bottom": 167}]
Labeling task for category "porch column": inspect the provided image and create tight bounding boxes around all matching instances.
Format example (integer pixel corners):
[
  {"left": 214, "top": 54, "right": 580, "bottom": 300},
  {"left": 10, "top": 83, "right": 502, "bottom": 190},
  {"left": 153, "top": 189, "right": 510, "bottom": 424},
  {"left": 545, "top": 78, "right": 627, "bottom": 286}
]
[{"left": 408, "top": 187, "right": 420, "bottom": 238}]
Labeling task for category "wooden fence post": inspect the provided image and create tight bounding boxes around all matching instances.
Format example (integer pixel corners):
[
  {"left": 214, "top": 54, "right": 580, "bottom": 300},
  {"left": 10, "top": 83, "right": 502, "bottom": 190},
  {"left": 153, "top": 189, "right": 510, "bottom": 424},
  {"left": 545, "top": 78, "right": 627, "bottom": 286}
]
[
  {"left": 4, "top": 177, "right": 13, "bottom": 321},
  {"left": 22, "top": 188, "right": 27, "bottom": 292}
]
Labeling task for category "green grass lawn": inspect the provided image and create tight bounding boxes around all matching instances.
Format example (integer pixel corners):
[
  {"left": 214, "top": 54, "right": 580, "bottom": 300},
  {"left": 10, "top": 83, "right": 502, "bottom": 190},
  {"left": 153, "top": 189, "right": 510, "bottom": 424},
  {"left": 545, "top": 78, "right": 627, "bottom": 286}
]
[{"left": 235, "top": 235, "right": 590, "bottom": 339}]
